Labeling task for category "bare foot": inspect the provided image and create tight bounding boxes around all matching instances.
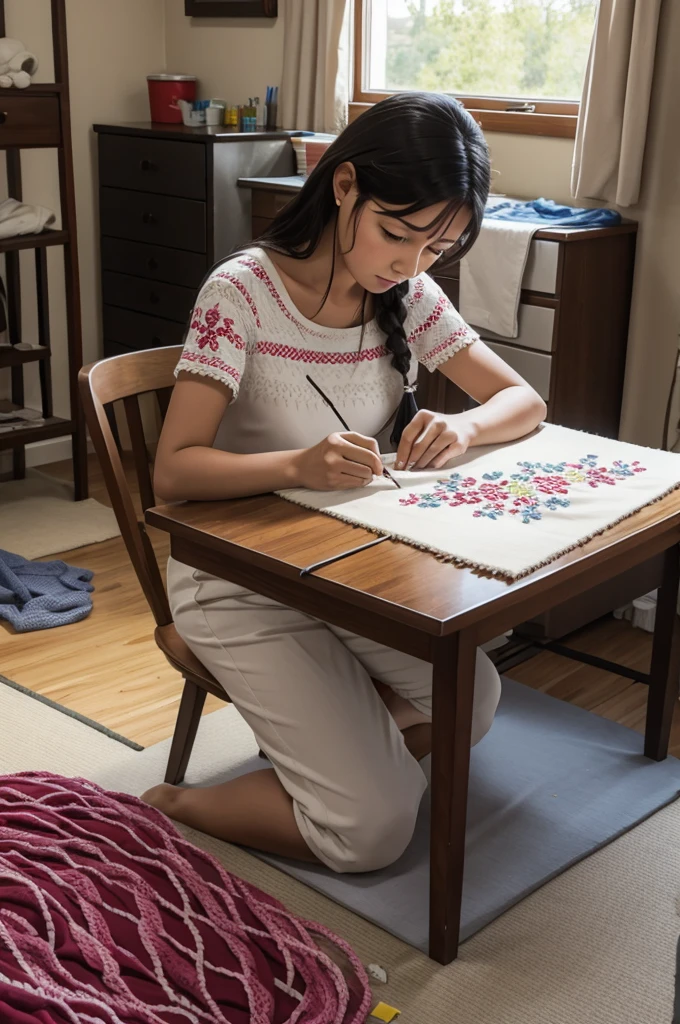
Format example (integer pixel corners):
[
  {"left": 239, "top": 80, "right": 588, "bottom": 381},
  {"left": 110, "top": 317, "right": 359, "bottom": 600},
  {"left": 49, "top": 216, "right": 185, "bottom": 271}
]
[{"left": 140, "top": 782, "right": 184, "bottom": 819}]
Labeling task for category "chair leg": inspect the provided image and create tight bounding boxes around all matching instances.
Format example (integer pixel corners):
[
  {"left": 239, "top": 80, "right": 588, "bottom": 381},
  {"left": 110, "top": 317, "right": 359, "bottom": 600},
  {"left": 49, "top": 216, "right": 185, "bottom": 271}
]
[{"left": 165, "top": 680, "right": 207, "bottom": 785}]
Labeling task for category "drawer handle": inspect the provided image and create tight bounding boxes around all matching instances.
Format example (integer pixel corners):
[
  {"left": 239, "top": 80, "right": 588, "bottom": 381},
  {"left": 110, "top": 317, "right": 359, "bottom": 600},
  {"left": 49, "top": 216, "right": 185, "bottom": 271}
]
[
  {"left": 146, "top": 258, "right": 159, "bottom": 271},
  {"left": 0, "top": 112, "right": 7, "bottom": 125},
  {"left": 140, "top": 159, "right": 157, "bottom": 172},
  {"left": 142, "top": 212, "right": 156, "bottom": 225},
  {"left": 149, "top": 292, "right": 160, "bottom": 305}
]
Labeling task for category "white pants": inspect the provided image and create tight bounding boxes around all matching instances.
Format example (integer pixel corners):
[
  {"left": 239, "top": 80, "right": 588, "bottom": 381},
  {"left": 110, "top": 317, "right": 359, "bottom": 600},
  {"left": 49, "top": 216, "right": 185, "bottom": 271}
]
[{"left": 168, "top": 557, "right": 502, "bottom": 874}]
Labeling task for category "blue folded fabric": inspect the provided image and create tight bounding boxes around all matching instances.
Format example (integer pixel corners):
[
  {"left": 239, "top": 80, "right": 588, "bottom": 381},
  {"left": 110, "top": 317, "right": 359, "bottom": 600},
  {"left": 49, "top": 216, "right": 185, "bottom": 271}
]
[
  {"left": 0, "top": 549, "right": 94, "bottom": 633},
  {"left": 485, "top": 197, "right": 621, "bottom": 227}
]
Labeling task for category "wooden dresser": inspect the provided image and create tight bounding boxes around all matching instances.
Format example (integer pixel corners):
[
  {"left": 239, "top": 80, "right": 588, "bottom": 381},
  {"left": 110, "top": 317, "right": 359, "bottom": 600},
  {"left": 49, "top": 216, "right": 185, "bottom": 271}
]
[
  {"left": 93, "top": 123, "right": 299, "bottom": 362},
  {"left": 241, "top": 175, "right": 638, "bottom": 440}
]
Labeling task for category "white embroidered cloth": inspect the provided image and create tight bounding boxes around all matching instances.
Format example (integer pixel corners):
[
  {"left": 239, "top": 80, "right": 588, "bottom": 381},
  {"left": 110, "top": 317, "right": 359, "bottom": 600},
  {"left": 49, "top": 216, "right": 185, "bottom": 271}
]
[{"left": 277, "top": 424, "right": 680, "bottom": 580}]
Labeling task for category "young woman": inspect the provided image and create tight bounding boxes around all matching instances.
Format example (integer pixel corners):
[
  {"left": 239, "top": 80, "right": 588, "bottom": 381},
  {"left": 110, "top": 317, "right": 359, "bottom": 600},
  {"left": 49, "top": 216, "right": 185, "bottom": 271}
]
[{"left": 144, "top": 92, "right": 546, "bottom": 873}]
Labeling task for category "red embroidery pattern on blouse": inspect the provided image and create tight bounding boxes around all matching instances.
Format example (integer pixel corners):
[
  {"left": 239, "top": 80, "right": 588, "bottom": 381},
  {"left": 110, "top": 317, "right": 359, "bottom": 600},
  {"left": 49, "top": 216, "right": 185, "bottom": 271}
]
[
  {"left": 255, "top": 340, "right": 387, "bottom": 364},
  {"left": 215, "top": 271, "right": 262, "bottom": 328},
  {"left": 407, "top": 294, "right": 449, "bottom": 343},
  {"left": 238, "top": 257, "right": 341, "bottom": 340},
  {"left": 191, "top": 304, "right": 245, "bottom": 351},
  {"left": 425, "top": 327, "right": 474, "bottom": 364},
  {"left": 408, "top": 278, "right": 425, "bottom": 308},
  {"left": 180, "top": 350, "right": 241, "bottom": 383}
]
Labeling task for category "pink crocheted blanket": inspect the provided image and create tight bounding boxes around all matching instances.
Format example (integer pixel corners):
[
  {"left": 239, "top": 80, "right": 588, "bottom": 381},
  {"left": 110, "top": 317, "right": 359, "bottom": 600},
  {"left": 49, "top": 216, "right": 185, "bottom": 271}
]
[{"left": 0, "top": 772, "right": 370, "bottom": 1023}]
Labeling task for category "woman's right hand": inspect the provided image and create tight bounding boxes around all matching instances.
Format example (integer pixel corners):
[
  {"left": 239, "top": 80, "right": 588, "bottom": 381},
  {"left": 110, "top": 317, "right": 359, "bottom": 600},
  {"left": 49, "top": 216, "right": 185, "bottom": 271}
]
[{"left": 291, "top": 432, "right": 384, "bottom": 491}]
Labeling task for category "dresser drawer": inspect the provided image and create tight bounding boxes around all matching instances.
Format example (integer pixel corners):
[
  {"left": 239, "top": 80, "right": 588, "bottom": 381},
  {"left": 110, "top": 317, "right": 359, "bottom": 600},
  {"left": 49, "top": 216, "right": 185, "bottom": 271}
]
[
  {"left": 98, "top": 134, "right": 207, "bottom": 200},
  {"left": 103, "top": 271, "right": 197, "bottom": 324},
  {"left": 524, "top": 240, "right": 559, "bottom": 294},
  {"left": 436, "top": 238, "right": 560, "bottom": 297},
  {"left": 104, "top": 339, "right": 135, "bottom": 359},
  {"left": 473, "top": 303, "right": 555, "bottom": 354},
  {"left": 103, "top": 305, "right": 186, "bottom": 352},
  {"left": 100, "top": 187, "right": 207, "bottom": 252},
  {"left": 0, "top": 95, "right": 61, "bottom": 148},
  {"left": 485, "top": 340, "right": 552, "bottom": 401},
  {"left": 251, "top": 190, "right": 294, "bottom": 219},
  {"left": 101, "top": 237, "right": 207, "bottom": 289}
]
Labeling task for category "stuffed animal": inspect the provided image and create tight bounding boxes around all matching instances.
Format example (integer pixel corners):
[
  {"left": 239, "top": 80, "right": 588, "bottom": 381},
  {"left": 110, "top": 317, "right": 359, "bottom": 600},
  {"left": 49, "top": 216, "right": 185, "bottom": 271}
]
[{"left": 0, "top": 38, "right": 39, "bottom": 89}]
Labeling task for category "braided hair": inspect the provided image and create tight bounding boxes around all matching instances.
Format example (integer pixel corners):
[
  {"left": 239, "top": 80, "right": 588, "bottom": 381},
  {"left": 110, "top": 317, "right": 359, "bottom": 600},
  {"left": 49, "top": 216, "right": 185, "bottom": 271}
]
[{"left": 256, "top": 93, "right": 491, "bottom": 442}]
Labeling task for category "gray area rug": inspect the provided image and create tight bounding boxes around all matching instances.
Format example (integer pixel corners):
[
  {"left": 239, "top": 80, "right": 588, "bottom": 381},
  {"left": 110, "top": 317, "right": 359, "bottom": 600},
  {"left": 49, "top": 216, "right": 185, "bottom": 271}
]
[{"left": 168, "top": 677, "right": 680, "bottom": 954}]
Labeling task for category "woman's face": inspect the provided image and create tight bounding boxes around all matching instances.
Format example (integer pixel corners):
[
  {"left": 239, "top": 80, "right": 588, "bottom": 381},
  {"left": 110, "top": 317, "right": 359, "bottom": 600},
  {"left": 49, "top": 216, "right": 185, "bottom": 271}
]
[{"left": 335, "top": 182, "right": 472, "bottom": 294}]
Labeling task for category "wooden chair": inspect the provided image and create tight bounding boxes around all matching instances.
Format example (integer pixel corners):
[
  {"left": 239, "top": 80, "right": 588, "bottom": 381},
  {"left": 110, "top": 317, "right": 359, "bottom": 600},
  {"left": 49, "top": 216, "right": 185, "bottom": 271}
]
[{"left": 79, "top": 346, "right": 230, "bottom": 785}]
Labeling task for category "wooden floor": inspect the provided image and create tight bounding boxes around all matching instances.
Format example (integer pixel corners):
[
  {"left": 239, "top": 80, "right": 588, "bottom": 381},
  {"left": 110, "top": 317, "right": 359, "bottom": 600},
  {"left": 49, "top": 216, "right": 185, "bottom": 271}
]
[
  {"left": 0, "top": 454, "right": 225, "bottom": 748},
  {"left": 2, "top": 452, "right": 679, "bottom": 755}
]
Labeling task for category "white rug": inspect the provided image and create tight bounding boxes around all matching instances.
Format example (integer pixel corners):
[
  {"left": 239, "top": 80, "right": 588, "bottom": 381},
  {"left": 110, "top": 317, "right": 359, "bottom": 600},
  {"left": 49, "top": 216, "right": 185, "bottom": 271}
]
[
  {"left": 0, "top": 680, "right": 677, "bottom": 1024},
  {"left": 278, "top": 423, "right": 680, "bottom": 579},
  {"left": 0, "top": 469, "right": 120, "bottom": 558}
]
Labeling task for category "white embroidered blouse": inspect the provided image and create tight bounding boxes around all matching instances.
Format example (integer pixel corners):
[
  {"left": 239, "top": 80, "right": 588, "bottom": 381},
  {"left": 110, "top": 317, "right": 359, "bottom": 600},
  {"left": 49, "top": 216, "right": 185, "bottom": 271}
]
[{"left": 175, "top": 247, "right": 479, "bottom": 454}]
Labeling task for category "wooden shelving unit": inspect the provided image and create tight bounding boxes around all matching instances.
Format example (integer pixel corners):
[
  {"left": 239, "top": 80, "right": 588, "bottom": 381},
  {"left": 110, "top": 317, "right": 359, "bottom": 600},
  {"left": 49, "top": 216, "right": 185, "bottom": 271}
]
[{"left": 0, "top": 0, "right": 87, "bottom": 497}]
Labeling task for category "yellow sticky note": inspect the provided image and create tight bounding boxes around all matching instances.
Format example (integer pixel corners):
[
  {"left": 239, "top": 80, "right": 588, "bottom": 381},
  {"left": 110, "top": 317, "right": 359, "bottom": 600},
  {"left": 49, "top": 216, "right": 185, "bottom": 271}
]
[{"left": 370, "top": 1003, "right": 401, "bottom": 1022}]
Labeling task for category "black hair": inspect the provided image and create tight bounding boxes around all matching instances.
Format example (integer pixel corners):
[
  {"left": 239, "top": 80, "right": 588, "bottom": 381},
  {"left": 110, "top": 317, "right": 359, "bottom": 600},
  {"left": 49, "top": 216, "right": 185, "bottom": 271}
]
[{"left": 256, "top": 92, "right": 491, "bottom": 441}]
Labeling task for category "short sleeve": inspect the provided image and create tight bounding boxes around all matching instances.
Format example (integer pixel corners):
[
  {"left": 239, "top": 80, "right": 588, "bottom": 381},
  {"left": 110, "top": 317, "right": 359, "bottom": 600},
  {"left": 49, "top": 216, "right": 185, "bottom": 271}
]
[
  {"left": 405, "top": 273, "right": 479, "bottom": 373},
  {"left": 175, "top": 275, "right": 253, "bottom": 400}
]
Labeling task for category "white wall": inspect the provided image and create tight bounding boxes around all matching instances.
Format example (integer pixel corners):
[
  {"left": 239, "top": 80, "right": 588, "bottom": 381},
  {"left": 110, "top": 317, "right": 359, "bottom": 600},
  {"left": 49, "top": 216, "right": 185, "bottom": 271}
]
[
  {"left": 1, "top": 0, "right": 166, "bottom": 465},
  {"left": 3, "top": 0, "right": 677, "bottom": 465},
  {"left": 165, "top": 0, "right": 284, "bottom": 103}
]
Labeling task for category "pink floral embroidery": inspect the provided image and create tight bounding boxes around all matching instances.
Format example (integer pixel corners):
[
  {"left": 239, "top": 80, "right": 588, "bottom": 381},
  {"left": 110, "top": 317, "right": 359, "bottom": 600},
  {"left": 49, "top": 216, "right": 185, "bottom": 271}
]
[
  {"left": 398, "top": 456, "right": 647, "bottom": 524},
  {"left": 191, "top": 304, "right": 244, "bottom": 352},
  {"left": 255, "top": 340, "right": 387, "bottom": 364},
  {"left": 408, "top": 278, "right": 425, "bottom": 308},
  {"left": 215, "top": 271, "right": 262, "bottom": 328}
]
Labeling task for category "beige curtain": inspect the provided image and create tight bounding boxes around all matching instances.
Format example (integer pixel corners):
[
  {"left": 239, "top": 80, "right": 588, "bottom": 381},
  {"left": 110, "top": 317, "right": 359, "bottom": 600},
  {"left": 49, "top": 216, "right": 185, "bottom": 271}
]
[
  {"left": 280, "top": 0, "right": 349, "bottom": 134},
  {"left": 571, "top": 0, "right": 663, "bottom": 207}
]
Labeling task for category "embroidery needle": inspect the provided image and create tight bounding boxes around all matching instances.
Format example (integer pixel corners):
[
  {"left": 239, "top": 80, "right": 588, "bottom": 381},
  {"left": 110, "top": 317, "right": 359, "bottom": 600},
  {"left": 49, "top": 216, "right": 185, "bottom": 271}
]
[
  {"left": 300, "top": 535, "right": 392, "bottom": 577},
  {"left": 305, "top": 374, "right": 401, "bottom": 488}
]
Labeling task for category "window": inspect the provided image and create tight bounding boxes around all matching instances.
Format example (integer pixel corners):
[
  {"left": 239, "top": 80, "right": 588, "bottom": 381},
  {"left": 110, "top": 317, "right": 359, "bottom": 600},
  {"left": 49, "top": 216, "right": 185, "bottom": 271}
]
[{"left": 352, "top": 0, "right": 599, "bottom": 138}]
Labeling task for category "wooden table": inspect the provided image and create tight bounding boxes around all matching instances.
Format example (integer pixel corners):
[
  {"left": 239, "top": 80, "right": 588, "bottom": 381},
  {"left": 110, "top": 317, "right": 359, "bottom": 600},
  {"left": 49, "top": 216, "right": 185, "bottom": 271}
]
[{"left": 147, "top": 490, "right": 680, "bottom": 965}]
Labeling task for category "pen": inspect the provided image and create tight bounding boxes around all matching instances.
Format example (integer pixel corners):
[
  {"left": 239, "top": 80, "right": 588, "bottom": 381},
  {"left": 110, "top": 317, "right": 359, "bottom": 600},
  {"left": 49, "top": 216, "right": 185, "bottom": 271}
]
[{"left": 305, "top": 375, "right": 401, "bottom": 488}]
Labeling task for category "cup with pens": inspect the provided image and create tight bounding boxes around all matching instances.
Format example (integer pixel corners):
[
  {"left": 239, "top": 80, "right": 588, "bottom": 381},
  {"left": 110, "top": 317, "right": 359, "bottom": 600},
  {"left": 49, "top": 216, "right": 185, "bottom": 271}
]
[{"left": 265, "top": 85, "right": 278, "bottom": 130}]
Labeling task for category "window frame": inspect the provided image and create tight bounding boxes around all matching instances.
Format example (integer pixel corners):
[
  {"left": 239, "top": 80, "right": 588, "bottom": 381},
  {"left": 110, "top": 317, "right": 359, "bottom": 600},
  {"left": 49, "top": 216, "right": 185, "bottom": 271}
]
[{"left": 351, "top": 0, "right": 580, "bottom": 138}]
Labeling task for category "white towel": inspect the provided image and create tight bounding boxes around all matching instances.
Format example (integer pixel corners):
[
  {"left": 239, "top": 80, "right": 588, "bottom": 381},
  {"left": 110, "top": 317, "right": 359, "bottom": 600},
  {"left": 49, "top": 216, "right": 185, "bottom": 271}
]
[
  {"left": 0, "top": 198, "right": 56, "bottom": 239},
  {"left": 459, "top": 218, "right": 538, "bottom": 338}
]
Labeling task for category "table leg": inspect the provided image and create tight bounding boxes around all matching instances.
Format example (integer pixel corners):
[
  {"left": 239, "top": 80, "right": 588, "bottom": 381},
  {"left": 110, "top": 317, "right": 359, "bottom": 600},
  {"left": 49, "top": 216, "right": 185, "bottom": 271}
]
[
  {"left": 428, "top": 630, "right": 477, "bottom": 965},
  {"left": 645, "top": 544, "right": 680, "bottom": 761}
]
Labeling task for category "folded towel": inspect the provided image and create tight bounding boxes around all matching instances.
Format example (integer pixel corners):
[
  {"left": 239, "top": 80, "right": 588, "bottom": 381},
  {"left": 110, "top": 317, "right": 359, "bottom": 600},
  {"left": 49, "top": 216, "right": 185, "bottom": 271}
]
[
  {"left": 0, "top": 197, "right": 56, "bottom": 239},
  {"left": 459, "top": 218, "right": 538, "bottom": 338},
  {"left": 485, "top": 197, "right": 621, "bottom": 227},
  {"left": 0, "top": 548, "right": 94, "bottom": 632}
]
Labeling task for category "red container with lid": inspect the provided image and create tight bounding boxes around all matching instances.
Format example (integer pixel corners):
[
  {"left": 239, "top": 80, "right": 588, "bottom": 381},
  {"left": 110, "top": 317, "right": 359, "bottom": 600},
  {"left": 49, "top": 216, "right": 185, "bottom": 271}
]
[{"left": 147, "top": 74, "right": 197, "bottom": 124}]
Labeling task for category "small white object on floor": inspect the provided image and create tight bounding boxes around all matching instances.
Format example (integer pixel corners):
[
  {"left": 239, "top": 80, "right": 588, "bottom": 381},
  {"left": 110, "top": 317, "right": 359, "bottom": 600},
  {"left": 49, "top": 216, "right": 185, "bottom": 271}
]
[
  {"left": 459, "top": 212, "right": 537, "bottom": 338},
  {"left": 367, "top": 964, "right": 388, "bottom": 984},
  {"left": 613, "top": 591, "right": 658, "bottom": 632},
  {"left": 0, "top": 197, "right": 56, "bottom": 238}
]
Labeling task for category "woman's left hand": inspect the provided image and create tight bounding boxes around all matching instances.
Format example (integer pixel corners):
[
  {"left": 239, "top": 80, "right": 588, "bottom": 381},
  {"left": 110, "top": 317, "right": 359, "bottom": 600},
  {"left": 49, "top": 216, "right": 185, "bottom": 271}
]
[{"left": 395, "top": 410, "right": 474, "bottom": 471}]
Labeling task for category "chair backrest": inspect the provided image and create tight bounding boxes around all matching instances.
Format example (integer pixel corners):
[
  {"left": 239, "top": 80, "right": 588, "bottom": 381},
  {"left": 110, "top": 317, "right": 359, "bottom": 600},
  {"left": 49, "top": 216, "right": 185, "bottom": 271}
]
[{"left": 78, "top": 346, "right": 182, "bottom": 628}]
